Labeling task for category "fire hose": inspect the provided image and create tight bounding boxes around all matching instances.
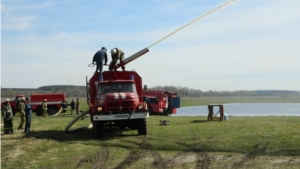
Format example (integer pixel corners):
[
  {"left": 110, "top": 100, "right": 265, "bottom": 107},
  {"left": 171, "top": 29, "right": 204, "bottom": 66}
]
[
  {"left": 65, "top": 110, "right": 92, "bottom": 133},
  {"left": 51, "top": 107, "right": 62, "bottom": 116}
]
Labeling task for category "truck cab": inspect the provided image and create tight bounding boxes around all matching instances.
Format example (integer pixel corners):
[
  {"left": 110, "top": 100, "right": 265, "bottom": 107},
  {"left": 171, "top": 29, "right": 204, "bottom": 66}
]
[{"left": 88, "top": 71, "right": 149, "bottom": 138}]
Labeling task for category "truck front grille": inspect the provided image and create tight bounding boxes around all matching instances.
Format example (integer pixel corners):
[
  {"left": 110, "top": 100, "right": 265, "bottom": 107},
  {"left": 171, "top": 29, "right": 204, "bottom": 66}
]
[{"left": 107, "top": 101, "right": 134, "bottom": 109}]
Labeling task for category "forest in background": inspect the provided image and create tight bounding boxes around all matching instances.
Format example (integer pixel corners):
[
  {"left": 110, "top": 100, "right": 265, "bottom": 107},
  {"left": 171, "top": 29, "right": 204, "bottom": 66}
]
[{"left": 1, "top": 85, "right": 299, "bottom": 98}]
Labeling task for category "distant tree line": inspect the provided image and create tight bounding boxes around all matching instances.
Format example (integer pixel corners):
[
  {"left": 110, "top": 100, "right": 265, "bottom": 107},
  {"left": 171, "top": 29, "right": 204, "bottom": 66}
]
[
  {"left": 1, "top": 85, "right": 299, "bottom": 98},
  {"left": 150, "top": 85, "right": 300, "bottom": 97},
  {"left": 1, "top": 85, "right": 86, "bottom": 98}
]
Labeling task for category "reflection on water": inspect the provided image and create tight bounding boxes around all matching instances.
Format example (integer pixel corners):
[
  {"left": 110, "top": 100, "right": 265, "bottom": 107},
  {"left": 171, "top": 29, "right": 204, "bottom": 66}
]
[{"left": 173, "top": 103, "right": 300, "bottom": 116}]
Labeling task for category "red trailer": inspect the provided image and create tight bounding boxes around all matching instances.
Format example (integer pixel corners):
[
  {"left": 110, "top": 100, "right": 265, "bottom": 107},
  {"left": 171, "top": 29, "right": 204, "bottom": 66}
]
[
  {"left": 142, "top": 89, "right": 180, "bottom": 116},
  {"left": 1, "top": 93, "right": 66, "bottom": 116}
]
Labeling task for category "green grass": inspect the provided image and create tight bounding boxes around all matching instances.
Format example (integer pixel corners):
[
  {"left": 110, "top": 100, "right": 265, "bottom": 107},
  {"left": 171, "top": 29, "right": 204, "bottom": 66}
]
[
  {"left": 1, "top": 114, "right": 300, "bottom": 169},
  {"left": 1, "top": 96, "right": 300, "bottom": 168}
]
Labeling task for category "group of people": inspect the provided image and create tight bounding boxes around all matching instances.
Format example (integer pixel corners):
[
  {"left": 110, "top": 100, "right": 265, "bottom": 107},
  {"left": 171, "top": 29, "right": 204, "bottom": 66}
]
[
  {"left": 92, "top": 47, "right": 125, "bottom": 76},
  {"left": 2, "top": 97, "right": 32, "bottom": 134},
  {"left": 61, "top": 98, "right": 80, "bottom": 115},
  {"left": 2, "top": 97, "right": 81, "bottom": 135}
]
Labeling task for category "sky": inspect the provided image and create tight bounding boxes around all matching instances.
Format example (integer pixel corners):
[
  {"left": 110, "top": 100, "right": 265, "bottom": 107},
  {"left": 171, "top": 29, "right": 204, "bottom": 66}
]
[{"left": 1, "top": 0, "right": 300, "bottom": 91}]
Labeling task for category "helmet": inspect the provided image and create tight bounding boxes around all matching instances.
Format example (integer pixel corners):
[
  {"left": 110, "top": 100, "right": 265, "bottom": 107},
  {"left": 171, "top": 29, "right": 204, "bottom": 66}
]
[
  {"left": 5, "top": 98, "right": 9, "bottom": 102},
  {"left": 26, "top": 97, "right": 30, "bottom": 100},
  {"left": 101, "top": 47, "right": 107, "bottom": 51},
  {"left": 111, "top": 48, "right": 116, "bottom": 55},
  {"left": 20, "top": 97, "right": 25, "bottom": 101}
]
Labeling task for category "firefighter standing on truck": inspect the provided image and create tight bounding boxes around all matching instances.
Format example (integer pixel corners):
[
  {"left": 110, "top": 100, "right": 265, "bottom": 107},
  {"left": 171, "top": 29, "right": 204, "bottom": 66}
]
[
  {"left": 92, "top": 47, "right": 108, "bottom": 76},
  {"left": 76, "top": 98, "right": 80, "bottom": 115},
  {"left": 18, "top": 97, "right": 26, "bottom": 130},
  {"left": 42, "top": 99, "right": 48, "bottom": 117},
  {"left": 2, "top": 99, "right": 14, "bottom": 134},
  {"left": 61, "top": 100, "right": 68, "bottom": 115},
  {"left": 109, "top": 48, "right": 125, "bottom": 71}
]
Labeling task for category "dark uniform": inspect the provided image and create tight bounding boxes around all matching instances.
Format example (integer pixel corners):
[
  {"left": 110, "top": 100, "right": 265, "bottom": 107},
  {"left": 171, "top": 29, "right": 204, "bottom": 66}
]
[
  {"left": 76, "top": 98, "right": 80, "bottom": 115},
  {"left": 18, "top": 98, "right": 26, "bottom": 130},
  {"left": 2, "top": 100, "right": 13, "bottom": 134},
  {"left": 70, "top": 99, "right": 75, "bottom": 115},
  {"left": 109, "top": 48, "right": 125, "bottom": 71},
  {"left": 25, "top": 98, "right": 32, "bottom": 134},
  {"left": 42, "top": 99, "right": 48, "bottom": 117},
  {"left": 61, "top": 101, "right": 68, "bottom": 115},
  {"left": 93, "top": 47, "right": 108, "bottom": 76}
]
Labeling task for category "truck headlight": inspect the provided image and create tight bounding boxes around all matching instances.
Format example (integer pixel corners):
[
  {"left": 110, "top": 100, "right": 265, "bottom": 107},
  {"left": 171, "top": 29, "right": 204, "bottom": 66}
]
[
  {"left": 138, "top": 105, "right": 143, "bottom": 109},
  {"left": 97, "top": 107, "right": 102, "bottom": 112}
]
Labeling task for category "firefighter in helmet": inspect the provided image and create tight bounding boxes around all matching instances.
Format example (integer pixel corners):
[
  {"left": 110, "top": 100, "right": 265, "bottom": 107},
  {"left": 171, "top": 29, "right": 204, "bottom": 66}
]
[
  {"left": 42, "top": 99, "right": 48, "bottom": 117},
  {"left": 109, "top": 48, "right": 125, "bottom": 71},
  {"left": 61, "top": 100, "right": 68, "bottom": 115},
  {"left": 2, "top": 98, "right": 14, "bottom": 134},
  {"left": 18, "top": 97, "right": 26, "bottom": 130}
]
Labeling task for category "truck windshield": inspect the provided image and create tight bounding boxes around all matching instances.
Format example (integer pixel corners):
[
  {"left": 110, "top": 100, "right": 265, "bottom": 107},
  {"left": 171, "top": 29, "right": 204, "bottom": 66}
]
[{"left": 98, "top": 83, "right": 137, "bottom": 94}]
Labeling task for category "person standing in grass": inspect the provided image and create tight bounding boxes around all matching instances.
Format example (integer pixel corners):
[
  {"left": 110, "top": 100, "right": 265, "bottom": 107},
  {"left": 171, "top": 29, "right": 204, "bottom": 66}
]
[
  {"left": 76, "top": 98, "right": 80, "bottom": 115},
  {"left": 18, "top": 98, "right": 26, "bottom": 130},
  {"left": 42, "top": 99, "right": 48, "bottom": 117},
  {"left": 24, "top": 97, "right": 32, "bottom": 134},
  {"left": 2, "top": 99, "right": 14, "bottom": 134},
  {"left": 61, "top": 100, "right": 68, "bottom": 115},
  {"left": 70, "top": 99, "right": 75, "bottom": 115}
]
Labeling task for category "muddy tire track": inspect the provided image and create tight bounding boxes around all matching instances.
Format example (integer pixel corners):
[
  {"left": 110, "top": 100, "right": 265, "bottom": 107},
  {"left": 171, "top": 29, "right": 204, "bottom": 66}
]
[
  {"left": 174, "top": 140, "right": 213, "bottom": 169},
  {"left": 195, "top": 153, "right": 214, "bottom": 169},
  {"left": 233, "top": 141, "right": 270, "bottom": 168},
  {"left": 114, "top": 150, "right": 144, "bottom": 169},
  {"left": 75, "top": 146, "right": 109, "bottom": 169}
]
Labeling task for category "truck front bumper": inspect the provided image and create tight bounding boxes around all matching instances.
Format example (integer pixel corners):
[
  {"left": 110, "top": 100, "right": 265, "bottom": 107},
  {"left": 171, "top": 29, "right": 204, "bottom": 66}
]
[{"left": 93, "top": 112, "right": 149, "bottom": 121}]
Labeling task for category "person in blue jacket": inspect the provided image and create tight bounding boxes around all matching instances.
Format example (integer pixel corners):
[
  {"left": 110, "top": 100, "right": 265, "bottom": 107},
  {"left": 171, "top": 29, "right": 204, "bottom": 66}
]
[
  {"left": 24, "top": 97, "right": 32, "bottom": 134},
  {"left": 92, "top": 47, "right": 108, "bottom": 76}
]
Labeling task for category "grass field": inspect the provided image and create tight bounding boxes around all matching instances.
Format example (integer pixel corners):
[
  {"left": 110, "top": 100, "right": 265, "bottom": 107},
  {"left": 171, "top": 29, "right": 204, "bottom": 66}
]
[{"left": 1, "top": 96, "right": 300, "bottom": 169}]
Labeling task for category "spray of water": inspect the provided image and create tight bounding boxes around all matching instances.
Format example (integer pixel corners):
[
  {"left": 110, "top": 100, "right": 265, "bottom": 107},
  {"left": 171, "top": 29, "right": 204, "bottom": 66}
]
[{"left": 147, "top": 0, "right": 237, "bottom": 48}]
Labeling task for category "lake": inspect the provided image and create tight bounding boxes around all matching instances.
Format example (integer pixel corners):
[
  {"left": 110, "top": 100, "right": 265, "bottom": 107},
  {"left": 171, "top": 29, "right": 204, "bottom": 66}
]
[{"left": 173, "top": 103, "right": 300, "bottom": 116}]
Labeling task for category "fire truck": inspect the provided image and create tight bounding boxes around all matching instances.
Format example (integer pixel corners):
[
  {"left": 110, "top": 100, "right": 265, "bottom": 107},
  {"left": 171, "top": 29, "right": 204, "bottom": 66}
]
[
  {"left": 1, "top": 93, "right": 66, "bottom": 116},
  {"left": 87, "top": 48, "right": 150, "bottom": 138},
  {"left": 142, "top": 88, "right": 180, "bottom": 116}
]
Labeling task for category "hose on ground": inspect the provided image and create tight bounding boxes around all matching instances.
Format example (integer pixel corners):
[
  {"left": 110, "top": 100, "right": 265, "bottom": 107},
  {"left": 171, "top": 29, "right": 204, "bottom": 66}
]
[{"left": 65, "top": 110, "right": 92, "bottom": 133}]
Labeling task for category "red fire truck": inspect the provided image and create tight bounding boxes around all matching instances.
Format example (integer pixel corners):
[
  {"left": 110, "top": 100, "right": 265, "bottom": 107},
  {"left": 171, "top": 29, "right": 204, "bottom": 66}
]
[
  {"left": 142, "top": 89, "right": 180, "bottom": 116},
  {"left": 88, "top": 70, "right": 149, "bottom": 138},
  {"left": 1, "top": 93, "right": 66, "bottom": 116}
]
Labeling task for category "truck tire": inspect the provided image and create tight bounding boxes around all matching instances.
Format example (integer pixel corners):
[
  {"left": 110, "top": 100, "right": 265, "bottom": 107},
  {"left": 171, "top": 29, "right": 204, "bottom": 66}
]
[
  {"left": 48, "top": 107, "right": 58, "bottom": 116},
  {"left": 93, "top": 121, "right": 104, "bottom": 138},
  {"left": 138, "top": 119, "right": 147, "bottom": 135},
  {"left": 163, "top": 107, "right": 172, "bottom": 116},
  {"left": 36, "top": 107, "right": 42, "bottom": 116}
]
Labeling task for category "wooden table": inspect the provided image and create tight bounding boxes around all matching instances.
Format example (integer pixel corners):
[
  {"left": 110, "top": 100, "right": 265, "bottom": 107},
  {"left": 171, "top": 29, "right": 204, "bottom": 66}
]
[{"left": 207, "top": 104, "right": 224, "bottom": 121}]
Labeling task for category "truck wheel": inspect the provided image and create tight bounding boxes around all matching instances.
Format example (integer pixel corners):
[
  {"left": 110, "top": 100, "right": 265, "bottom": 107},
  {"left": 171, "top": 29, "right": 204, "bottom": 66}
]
[
  {"left": 163, "top": 107, "right": 172, "bottom": 116},
  {"left": 36, "top": 107, "right": 42, "bottom": 116},
  {"left": 93, "top": 121, "right": 104, "bottom": 138},
  {"left": 138, "top": 119, "right": 147, "bottom": 135},
  {"left": 48, "top": 107, "right": 58, "bottom": 116}
]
